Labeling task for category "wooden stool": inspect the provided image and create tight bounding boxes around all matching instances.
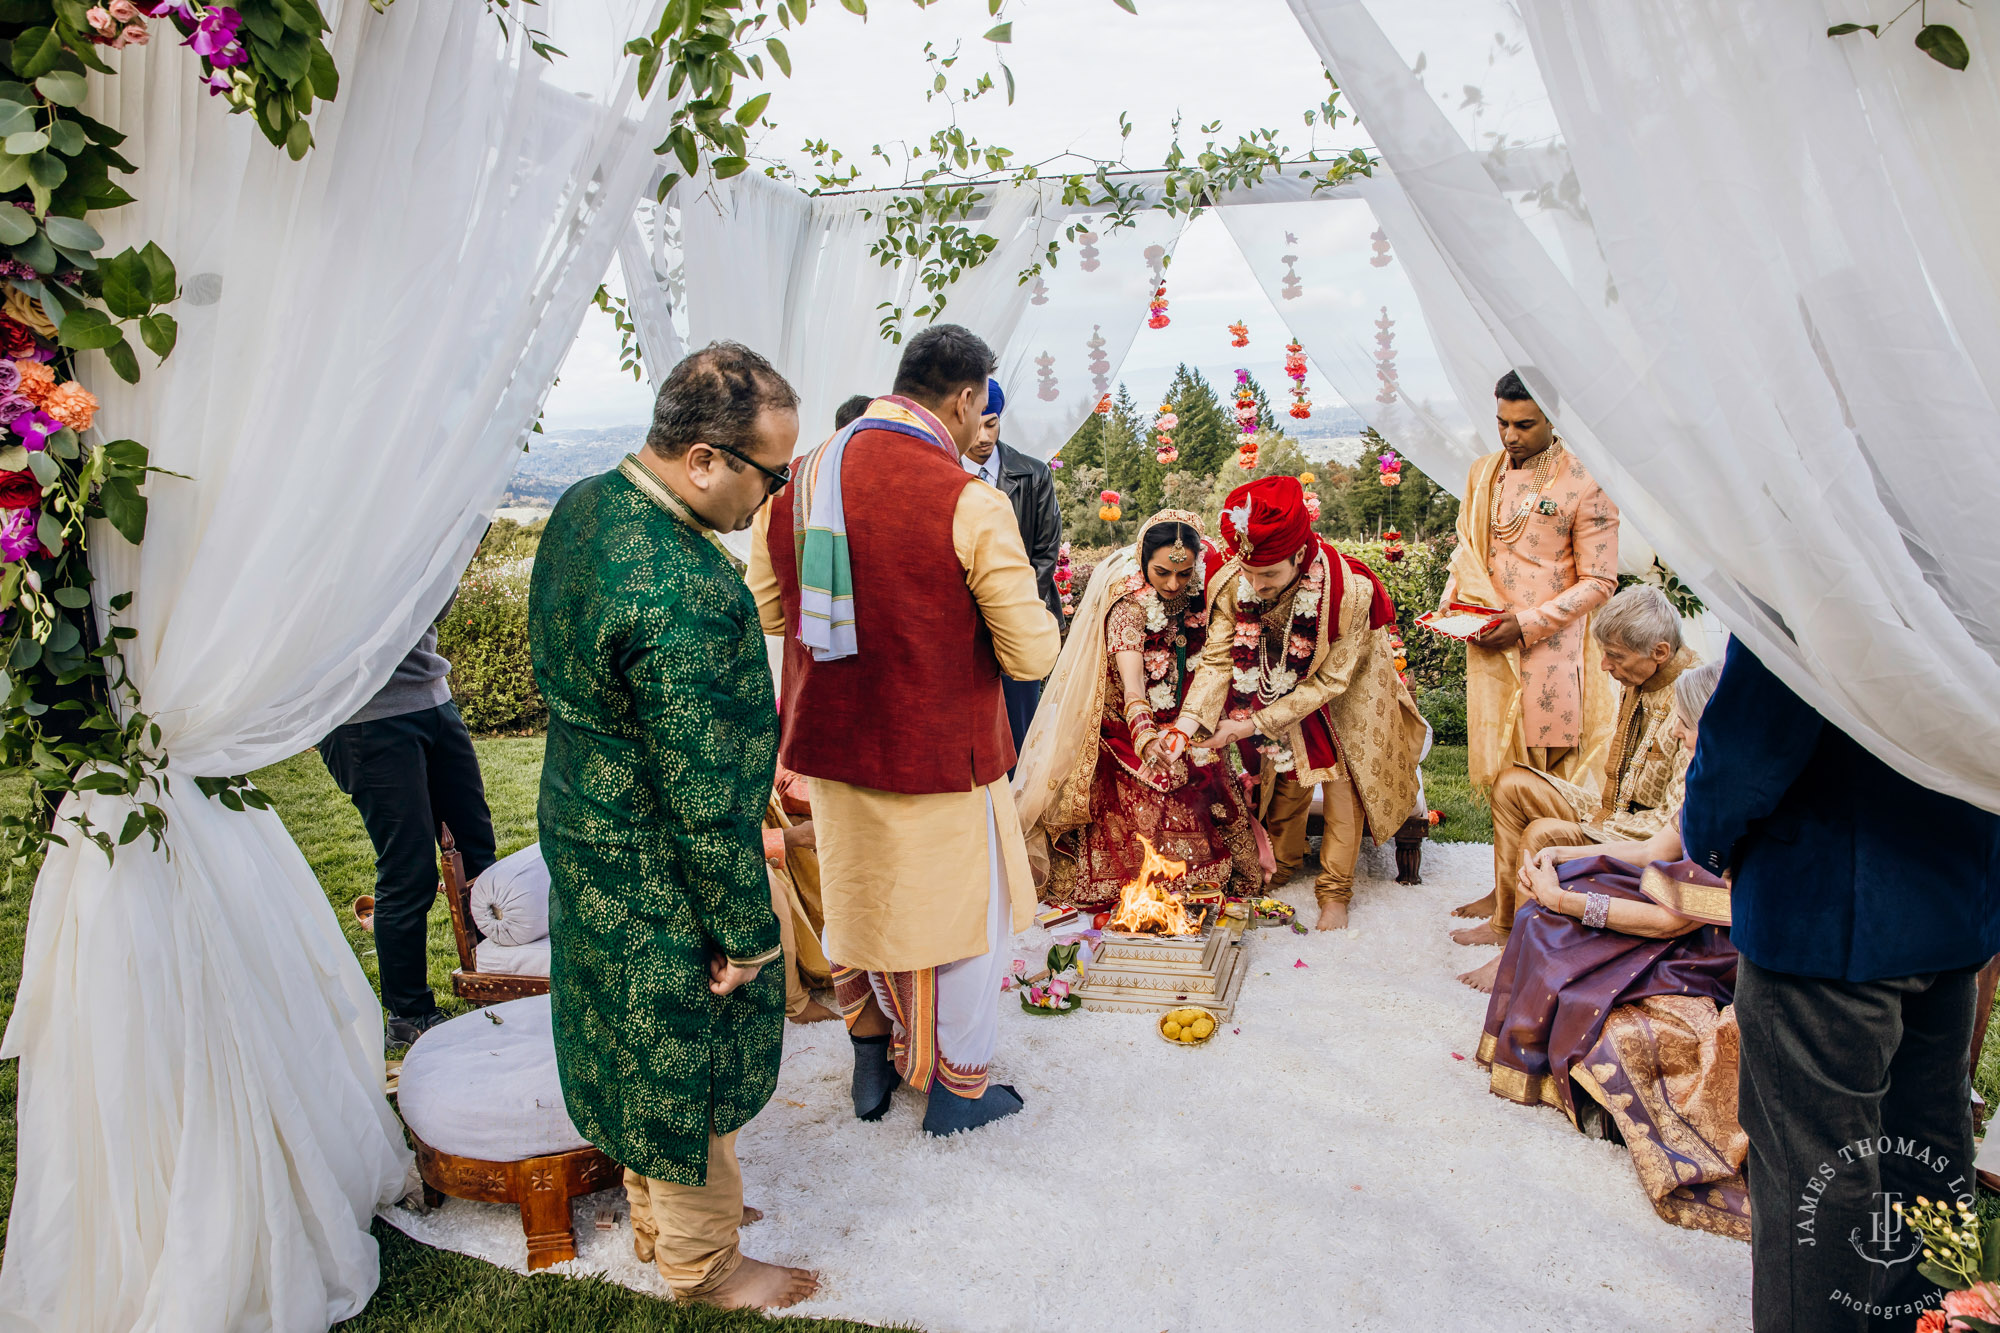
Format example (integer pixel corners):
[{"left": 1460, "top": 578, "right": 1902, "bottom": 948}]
[
  {"left": 411, "top": 1134, "right": 621, "bottom": 1270},
  {"left": 396, "top": 994, "right": 619, "bottom": 1270},
  {"left": 437, "top": 823, "right": 549, "bottom": 1007}
]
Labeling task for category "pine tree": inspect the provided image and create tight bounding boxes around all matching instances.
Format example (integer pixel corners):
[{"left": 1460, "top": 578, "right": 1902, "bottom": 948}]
[
  {"left": 1162, "top": 364, "right": 1233, "bottom": 478},
  {"left": 1242, "top": 370, "right": 1286, "bottom": 436}
]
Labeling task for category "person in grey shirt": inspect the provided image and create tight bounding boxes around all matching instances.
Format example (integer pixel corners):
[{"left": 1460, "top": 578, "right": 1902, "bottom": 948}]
[{"left": 318, "top": 600, "right": 497, "bottom": 1047}]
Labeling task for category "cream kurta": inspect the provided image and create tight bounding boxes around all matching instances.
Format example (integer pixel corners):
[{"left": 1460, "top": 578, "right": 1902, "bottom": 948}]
[
  {"left": 748, "top": 480, "right": 1061, "bottom": 973},
  {"left": 1181, "top": 548, "right": 1427, "bottom": 845}
]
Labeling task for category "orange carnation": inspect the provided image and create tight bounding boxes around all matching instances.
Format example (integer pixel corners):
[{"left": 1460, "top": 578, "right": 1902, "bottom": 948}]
[
  {"left": 14, "top": 360, "right": 54, "bottom": 405},
  {"left": 43, "top": 381, "right": 98, "bottom": 431}
]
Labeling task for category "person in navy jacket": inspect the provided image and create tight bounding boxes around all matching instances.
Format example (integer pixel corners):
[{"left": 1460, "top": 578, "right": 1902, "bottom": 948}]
[{"left": 1681, "top": 638, "right": 2000, "bottom": 1332}]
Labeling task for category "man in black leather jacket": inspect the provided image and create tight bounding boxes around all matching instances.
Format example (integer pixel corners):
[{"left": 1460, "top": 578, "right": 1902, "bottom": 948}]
[{"left": 961, "top": 379, "right": 1064, "bottom": 761}]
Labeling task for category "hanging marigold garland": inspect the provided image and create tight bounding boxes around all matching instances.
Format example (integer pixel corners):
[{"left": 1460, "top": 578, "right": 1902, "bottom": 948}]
[
  {"left": 1054, "top": 541, "right": 1075, "bottom": 617},
  {"left": 1379, "top": 449, "right": 1404, "bottom": 487},
  {"left": 1227, "top": 319, "right": 1248, "bottom": 348},
  {"left": 1284, "top": 339, "right": 1311, "bottom": 419},
  {"left": 1094, "top": 393, "right": 1111, "bottom": 415},
  {"left": 1099, "top": 488, "right": 1122, "bottom": 522},
  {"left": 1147, "top": 281, "right": 1170, "bottom": 329},
  {"left": 1382, "top": 527, "right": 1406, "bottom": 562},
  {"left": 1153, "top": 404, "right": 1178, "bottom": 465}
]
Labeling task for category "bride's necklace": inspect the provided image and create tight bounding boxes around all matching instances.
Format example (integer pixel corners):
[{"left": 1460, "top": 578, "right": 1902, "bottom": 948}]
[{"left": 1490, "top": 440, "right": 1564, "bottom": 544}]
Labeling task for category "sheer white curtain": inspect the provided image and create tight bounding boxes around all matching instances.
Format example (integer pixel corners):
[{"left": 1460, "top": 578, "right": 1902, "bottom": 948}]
[
  {"left": 1290, "top": 0, "right": 2000, "bottom": 810},
  {"left": 0, "top": 2, "right": 671, "bottom": 1328},
  {"left": 625, "top": 176, "right": 1181, "bottom": 461}
]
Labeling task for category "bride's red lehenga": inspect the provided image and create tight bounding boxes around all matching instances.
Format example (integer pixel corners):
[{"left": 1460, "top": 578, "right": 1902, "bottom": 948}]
[{"left": 1045, "top": 572, "right": 1262, "bottom": 910}]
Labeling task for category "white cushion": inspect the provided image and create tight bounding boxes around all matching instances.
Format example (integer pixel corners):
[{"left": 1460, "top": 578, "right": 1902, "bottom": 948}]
[
  {"left": 397, "top": 995, "right": 590, "bottom": 1162},
  {"left": 470, "top": 843, "right": 549, "bottom": 947},
  {"left": 475, "top": 935, "right": 551, "bottom": 978}
]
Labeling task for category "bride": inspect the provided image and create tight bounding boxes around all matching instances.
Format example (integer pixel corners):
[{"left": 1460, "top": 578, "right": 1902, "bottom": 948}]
[{"left": 1014, "top": 510, "right": 1264, "bottom": 911}]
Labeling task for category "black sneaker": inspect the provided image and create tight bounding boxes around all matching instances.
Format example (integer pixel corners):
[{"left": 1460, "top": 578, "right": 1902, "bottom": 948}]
[{"left": 386, "top": 1008, "right": 451, "bottom": 1051}]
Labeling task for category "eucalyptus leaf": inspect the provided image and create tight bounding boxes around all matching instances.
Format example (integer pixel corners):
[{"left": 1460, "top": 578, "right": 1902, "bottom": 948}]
[
  {"left": 34, "top": 507, "right": 59, "bottom": 557},
  {"left": 45, "top": 118, "right": 82, "bottom": 156},
  {"left": 3, "top": 129, "right": 45, "bottom": 155},
  {"left": 25, "top": 150, "right": 65, "bottom": 189},
  {"left": 51, "top": 585, "right": 89, "bottom": 609},
  {"left": 33, "top": 70, "right": 83, "bottom": 107},
  {"left": 0, "top": 152, "right": 28, "bottom": 195},
  {"left": 0, "top": 101, "right": 32, "bottom": 137},
  {"left": 42, "top": 214, "right": 99, "bottom": 252},
  {"left": 47, "top": 242, "right": 94, "bottom": 271},
  {"left": 0, "top": 445, "right": 24, "bottom": 470},
  {"left": 9, "top": 635, "right": 38, "bottom": 671},
  {"left": 47, "top": 426, "right": 75, "bottom": 459},
  {"left": 7, "top": 228, "right": 54, "bottom": 277},
  {"left": 0, "top": 203, "right": 30, "bottom": 245},
  {"left": 23, "top": 448, "right": 54, "bottom": 486},
  {"left": 45, "top": 611, "right": 77, "bottom": 654}
]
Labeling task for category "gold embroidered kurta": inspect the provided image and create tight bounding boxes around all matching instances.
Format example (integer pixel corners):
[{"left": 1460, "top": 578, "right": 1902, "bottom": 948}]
[
  {"left": 1182, "top": 550, "right": 1427, "bottom": 845},
  {"left": 1538, "top": 647, "right": 1702, "bottom": 842},
  {"left": 747, "top": 481, "right": 1061, "bottom": 972},
  {"left": 1448, "top": 446, "right": 1620, "bottom": 790}
]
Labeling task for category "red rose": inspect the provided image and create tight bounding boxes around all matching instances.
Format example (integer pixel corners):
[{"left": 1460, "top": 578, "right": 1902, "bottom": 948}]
[
  {"left": 0, "top": 318, "right": 34, "bottom": 359},
  {"left": 0, "top": 468, "right": 40, "bottom": 508}
]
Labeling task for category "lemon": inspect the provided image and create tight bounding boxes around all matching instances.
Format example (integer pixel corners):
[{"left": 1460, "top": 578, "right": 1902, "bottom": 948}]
[
  {"left": 1162, "top": 1020, "right": 1182, "bottom": 1039},
  {"left": 1180, "top": 1028, "right": 1199, "bottom": 1043},
  {"left": 1192, "top": 1017, "right": 1214, "bottom": 1038}
]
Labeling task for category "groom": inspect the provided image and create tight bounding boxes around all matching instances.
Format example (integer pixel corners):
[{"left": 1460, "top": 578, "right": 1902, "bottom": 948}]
[
  {"left": 749, "top": 323, "right": 1060, "bottom": 1136},
  {"left": 1181, "top": 476, "right": 1426, "bottom": 929}
]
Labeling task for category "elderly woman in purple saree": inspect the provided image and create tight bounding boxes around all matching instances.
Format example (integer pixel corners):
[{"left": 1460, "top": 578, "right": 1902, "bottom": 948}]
[{"left": 1474, "top": 661, "right": 1752, "bottom": 1242}]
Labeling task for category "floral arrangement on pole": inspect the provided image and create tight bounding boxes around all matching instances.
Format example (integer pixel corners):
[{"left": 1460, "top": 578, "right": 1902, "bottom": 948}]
[
  {"left": 1153, "top": 404, "right": 1178, "bottom": 465},
  {"left": 1227, "top": 319, "right": 1248, "bottom": 348},
  {"left": 1284, "top": 339, "right": 1311, "bottom": 419},
  {"left": 1378, "top": 449, "right": 1404, "bottom": 487},
  {"left": 0, "top": 0, "right": 341, "bottom": 867},
  {"left": 1053, "top": 541, "right": 1074, "bottom": 618},
  {"left": 1147, "top": 281, "right": 1170, "bottom": 329},
  {"left": 1894, "top": 1195, "right": 2000, "bottom": 1331},
  {"left": 1007, "top": 942, "right": 1085, "bottom": 1015},
  {"left": 1099, "top": 489, "right": 1121, "bottom": 523},
  {"left": 1381, "top": 527, "right": 1405, "bottom": 562}
]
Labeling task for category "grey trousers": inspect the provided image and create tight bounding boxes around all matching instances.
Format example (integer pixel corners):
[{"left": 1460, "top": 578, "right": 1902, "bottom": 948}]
[{"left": 1736, "top": 957, "right": 1979, "bottom": 1333}]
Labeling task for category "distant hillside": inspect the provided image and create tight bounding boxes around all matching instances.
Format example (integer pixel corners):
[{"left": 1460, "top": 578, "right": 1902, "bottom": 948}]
[{"left": 504, "top": 425, "right": 646, "bottom": 507}]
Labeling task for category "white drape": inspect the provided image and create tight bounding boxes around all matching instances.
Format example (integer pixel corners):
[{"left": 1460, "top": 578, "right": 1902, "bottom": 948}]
[
  {"left": 628, "top": 175, "right": 1184, "bottom": 461},
  {"left": 0, "top": 2, "right": 671, "bottom": 1328},
  {"left": 1290, "top": 0, "right": 2000, "bottom": 810}
]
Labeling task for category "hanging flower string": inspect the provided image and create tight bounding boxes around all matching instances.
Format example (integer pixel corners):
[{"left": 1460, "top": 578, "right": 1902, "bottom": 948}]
[
  {"left": 1094, "top": 393, "right": 1112, "bottom": 416},
  {"left": 1147, "top": 282, "right": 1170, "bottom": 330},
  {"left": 1227, "top": 319, "right": 1248, "bottom": 348},
  {"left": 1153, "top": 404, "right": 1178, "bottom": 466},
  {"left": 1232, "top": 370, "right": 1260, "bottom": 470},
  {"left": 1379, "top": 449, "right": 1404, "bottom": 487},
  {"left": 1099, "top": 488, "right": 1122, "bottom": 523},
  {"left": 1284, "top": 339, "right": 1311, "bottom": 419},
  {"left": 1298, "top": 471, "right": 1320, "bottom": 523},
  {"left": 1054, "top": 541, "right": 1075, "bottom": 618},
  {"left": 1382, "top": 527, "right": 1406, "bottom": 562}
]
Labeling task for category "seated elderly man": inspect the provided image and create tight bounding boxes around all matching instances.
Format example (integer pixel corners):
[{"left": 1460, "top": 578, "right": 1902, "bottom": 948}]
[{"left": 1450, "top": 584, "right": 1700, "bottom": 991}]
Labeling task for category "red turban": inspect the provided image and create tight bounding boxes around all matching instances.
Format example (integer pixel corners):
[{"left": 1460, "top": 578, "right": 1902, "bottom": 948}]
[{"left": 1218, "top": 476, "right": 1315, "bottom": 567}]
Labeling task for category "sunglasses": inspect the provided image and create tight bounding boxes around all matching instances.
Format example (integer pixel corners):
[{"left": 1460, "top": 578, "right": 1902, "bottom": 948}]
[{"left": 707, "top": 441, "right": 792, "bottom": 495}]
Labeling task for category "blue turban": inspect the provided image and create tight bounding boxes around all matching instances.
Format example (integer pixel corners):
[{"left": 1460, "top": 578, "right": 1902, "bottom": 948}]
[{"left": 985, "top": 377, "right": 1005, "bottom": 418}]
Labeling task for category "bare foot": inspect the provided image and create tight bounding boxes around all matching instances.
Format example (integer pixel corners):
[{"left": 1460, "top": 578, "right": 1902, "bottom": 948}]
[
  {"left": 1451, "top": 921, "right": 1504, "bottom": 947},
  {"left": 1450, "top": 892, "right": 1495, "bottom": 919},
  {"left": 1315, "top": 900, "right": 1350, "bottom": 931},
  {"left": 788, "top": 998, "right": 839, "bottom": 1025},
  {"left": 699, "top": 1256, "right": 820, "bottom": 1310},
  {"left": 1457, "top": 957, "right": 1500, "bottom": 993},
  {"left": 741, "top": 1205, "right": 763, "bottom": 1225}
]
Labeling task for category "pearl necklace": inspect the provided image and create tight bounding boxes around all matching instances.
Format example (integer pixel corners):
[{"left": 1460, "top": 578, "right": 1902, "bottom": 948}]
[{"left": 1489, "top": 441, "right": 1564, "bottom": 544}]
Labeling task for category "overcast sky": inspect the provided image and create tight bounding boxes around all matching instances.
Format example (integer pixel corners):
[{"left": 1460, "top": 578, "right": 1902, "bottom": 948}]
[{"left": 541, "top": 0, "right": 1389, "bottom": 431}]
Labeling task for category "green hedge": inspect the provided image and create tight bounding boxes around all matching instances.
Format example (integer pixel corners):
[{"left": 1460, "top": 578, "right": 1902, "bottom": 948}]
[{"left": 439, "top": 563, "right": 544, "bottom": 734}]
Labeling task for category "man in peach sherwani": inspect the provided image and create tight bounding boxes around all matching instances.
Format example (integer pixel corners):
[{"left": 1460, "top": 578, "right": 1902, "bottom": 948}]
[{"left": 1444, "top": 370, "right": 1619, "bottom": 953}]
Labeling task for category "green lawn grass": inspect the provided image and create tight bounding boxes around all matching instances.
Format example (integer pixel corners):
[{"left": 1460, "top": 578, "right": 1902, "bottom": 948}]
[{"left": 1421, "top": 743, "right": 1491, "bottom": 844}]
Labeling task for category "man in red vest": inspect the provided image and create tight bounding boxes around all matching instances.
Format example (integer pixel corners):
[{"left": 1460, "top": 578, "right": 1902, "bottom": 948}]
[{"left": 748, "top": 324, "right": 1061, "bottom": 1137}]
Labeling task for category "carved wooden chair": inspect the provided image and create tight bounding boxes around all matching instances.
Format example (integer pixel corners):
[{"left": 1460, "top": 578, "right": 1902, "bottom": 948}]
[{"left": 438, "top": 822, "right": 549, "bottom": 1007}]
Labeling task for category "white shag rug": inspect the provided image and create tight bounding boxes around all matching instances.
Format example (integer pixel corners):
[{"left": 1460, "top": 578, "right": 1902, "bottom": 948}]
[{"left": 381, "top": 840, "right": 1752, "bottom": 1331}]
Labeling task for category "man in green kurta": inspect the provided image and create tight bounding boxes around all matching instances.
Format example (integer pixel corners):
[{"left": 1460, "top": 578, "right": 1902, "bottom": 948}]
[{"left": 529, "top": 341, "right": 817, "bottom": 1311}]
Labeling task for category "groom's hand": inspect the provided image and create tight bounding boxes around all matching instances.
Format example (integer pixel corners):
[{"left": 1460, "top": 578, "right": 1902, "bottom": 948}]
[{"left": 709, "top": 954, "right": 762, "bottom": 996}]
